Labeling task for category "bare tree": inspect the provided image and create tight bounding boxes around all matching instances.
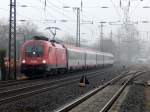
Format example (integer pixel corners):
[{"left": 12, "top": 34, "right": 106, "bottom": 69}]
[
  {"left": 0, "top": 21, "right": 9, "bottom": 49},
  {"left": 116, "top": 24, "right": 140, "bottom": 63},
  {"left": 58, "top": 34, "right": 76, "bottom": 45},
  {"left": 17, "top": 22, "right": 42, "bottom": 41},
  {"left": 0, "top": 21, "right": 43, "bottom": 59}
]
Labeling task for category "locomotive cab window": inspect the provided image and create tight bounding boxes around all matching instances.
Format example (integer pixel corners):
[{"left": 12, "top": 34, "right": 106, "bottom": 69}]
[{"left": 25, "top": 45, "right": 44, "bottom": 57}]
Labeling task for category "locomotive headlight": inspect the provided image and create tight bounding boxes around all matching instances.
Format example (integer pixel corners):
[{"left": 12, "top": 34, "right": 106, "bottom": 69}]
[
  {"left": 42, "top": 59, "right": 46, "bottom": 64},
  {"left": 22, "top": 59, "right": 26, "bottom": 63},
  {"left": 33, "top": 52, "right": 36, "bottom": 55}
]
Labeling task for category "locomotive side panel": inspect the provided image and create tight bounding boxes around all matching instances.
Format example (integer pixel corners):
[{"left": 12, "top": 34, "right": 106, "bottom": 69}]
[
  {"left": 55, "top": 45, "right": 67, "bottom": 68},
  {"left": 47, "top": 45, "right": 57, "bottom": 69}
]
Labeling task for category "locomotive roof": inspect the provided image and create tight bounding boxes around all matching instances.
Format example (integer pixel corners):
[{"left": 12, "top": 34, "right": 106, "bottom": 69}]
[
  {"left": 32, "top": 36, "right": 49, "bottom": 41},
  {"left": 23, "top": 39, "right": 65, "bottom": 49}
]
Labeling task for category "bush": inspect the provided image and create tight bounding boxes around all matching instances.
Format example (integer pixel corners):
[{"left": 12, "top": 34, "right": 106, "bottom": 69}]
[
  {"left": 0, "top": 49, "right": 6, "bottom": 80},
  {"left": 0, "top": 49, "right": 6, "bottom": 66}
]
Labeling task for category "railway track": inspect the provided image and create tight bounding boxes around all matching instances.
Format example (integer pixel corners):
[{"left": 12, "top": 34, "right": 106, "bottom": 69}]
[
  {"left": 0, "top": 68, "right": 125, "bottom": 105},
  {"left": 55, "top": 70, "right": 144, "bottom": 112},
  {"left": 0, "top": 79, "right": 30, "bottom": 88},
  {"left": 99, "top": 72, "right": 142, "bottom": 112},
  {"left": 0, "top": 68, "right": 115, "bottom": 89}
]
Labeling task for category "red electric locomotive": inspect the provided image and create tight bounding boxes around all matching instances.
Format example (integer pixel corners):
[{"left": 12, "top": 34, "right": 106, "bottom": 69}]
[{"left": 20, "top": 36, "right": 67, "bottom": 77}]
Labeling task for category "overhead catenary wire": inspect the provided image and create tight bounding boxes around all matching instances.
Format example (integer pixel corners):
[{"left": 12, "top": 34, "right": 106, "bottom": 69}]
[
  {"left": 0, "top": 5, "right": 72, "bottom": 36},
  {"left": 50, "top": 0, "right": 98, "bottom": 42},
  {"left": 19, "top": 0, "right": 105, "bottom": 38},
  {"left": 17, "top": 0, "right": 76, "bottom": 36},
  {"left": 0, "top": 8, "right": 33, "bottom": 22},
  {"left": 37, "top": 0, "right": 76, "bottom": 22},
  {"left": 2, "top": 0, "right": 129, "bottom": 45},
  {"left": 18, "top": 0, "right": 74, "bottom": 23},
  {"left": 36, "top": 0, "right": 79, "bottom": 34},
  {"left": 129, "top": 0, "right": 144, "bottom": 17},
  {"left": 37, "top": 0, "right": 97, "bottom": 31},
  {"left": 110, "top": 0, "right": 123, "bottom": 20}
]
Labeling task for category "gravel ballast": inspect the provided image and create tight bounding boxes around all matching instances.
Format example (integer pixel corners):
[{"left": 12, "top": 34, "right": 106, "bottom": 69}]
[
  {"left": 0, "top": 66, "right": 124, "bottom": 112},
  {"left": 119, "top": 84, "right": 145, "bottom": 112},
  {"left": 68, "top": 85, "right": 121, "bottom": 112},
  {"left": 118, "top": 71, "right": 150, "bottom": 112}
]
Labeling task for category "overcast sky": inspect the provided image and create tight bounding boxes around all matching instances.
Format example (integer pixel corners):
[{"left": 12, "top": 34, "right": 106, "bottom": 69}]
[{"left": 0, "top": 0, "right": 150, "bottom": 43}]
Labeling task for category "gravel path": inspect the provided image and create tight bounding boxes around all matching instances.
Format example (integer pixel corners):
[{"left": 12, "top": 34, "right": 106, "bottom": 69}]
[
  {"left": 119, "top": 84, "right": 145, "bottom": 112},
  {"left": 69, "top": 85, "right": 121, "bottom": 112},
  {"left": 118, "top": 71, "right": 150, "bottom": 112}
]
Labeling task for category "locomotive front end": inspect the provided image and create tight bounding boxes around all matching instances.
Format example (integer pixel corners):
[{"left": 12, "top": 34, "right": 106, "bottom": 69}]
[{"left": 20, "top": 40, "right": 48, "bottom": 76}]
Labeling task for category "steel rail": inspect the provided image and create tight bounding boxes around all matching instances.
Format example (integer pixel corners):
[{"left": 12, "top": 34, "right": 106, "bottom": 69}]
[
  {"left": 0, "top": 69, "right": 125, "bottom": 104},
  {"left": 54, "top": 71, "right": 135, "bottom": 112},
  {"left": 99, "top": 71, "right": 145, "bottom": 112},
  {"left": 0, "top": 69, "right": 111, "bottom": 88},
  {"left": 0, "top": 70, "right": 112, "bottom": 93}
]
